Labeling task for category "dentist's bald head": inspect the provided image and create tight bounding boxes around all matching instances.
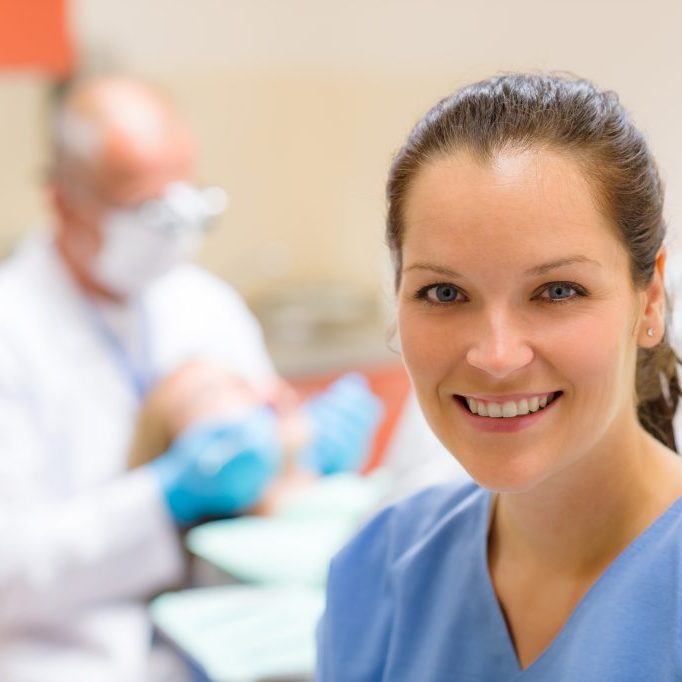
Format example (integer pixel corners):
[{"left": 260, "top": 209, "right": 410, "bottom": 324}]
[{"left": 50, "top": 75, "right": 195, "bottom": 203}]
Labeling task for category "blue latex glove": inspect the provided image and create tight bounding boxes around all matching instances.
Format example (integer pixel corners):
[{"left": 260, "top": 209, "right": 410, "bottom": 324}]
[
  {"left": 300, "top": 373, "right": 383, "bottom": 475},
  {"left": 150, "top": 407, "right": 281, "bottom": 526}
]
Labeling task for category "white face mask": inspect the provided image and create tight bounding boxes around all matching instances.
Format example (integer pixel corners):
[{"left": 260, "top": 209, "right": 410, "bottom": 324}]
[{"left": 91, "top": 182, "right": 227, "bottom": 297}]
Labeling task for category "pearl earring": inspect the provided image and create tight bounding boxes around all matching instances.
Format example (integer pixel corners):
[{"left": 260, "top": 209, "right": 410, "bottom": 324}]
[{"left": 646, "top": 327, "right": 655, "bottom": 338}]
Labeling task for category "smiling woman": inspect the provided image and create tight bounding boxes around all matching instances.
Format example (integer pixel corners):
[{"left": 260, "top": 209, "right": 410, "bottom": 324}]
[
  {"left": 317, "top": 74, "right": 682, "bottom": 681},
  {"left": 396, "top": 145, "right": 665, "bottom": 492}
]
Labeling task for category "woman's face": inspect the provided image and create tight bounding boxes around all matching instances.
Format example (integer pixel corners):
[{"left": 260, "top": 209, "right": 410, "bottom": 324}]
[{"left": 398, "top": 148, "right": 655, "bottom": 492}]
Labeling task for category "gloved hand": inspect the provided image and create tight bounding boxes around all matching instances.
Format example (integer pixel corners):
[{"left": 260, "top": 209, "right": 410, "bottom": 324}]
[
  {"left": 149, "top": 406, "right": 281, "bottom": 526},
  {"left": 299, "top": 373, "right": 383, "bottom": 475}
]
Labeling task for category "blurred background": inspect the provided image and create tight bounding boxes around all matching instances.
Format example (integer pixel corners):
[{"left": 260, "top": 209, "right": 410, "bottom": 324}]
[{"left": 2, "top": 0, "right": 682, "bottom": 375}]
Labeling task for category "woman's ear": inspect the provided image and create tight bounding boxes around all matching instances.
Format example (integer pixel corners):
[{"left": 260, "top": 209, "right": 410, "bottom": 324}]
[{"left": 639, "top": 247, "right": 667, "bottom": 347}]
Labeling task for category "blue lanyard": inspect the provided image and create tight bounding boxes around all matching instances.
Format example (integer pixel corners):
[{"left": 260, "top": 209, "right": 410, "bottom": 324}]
[{"left": 86, "top": 297, "right": 155, "bottom": 401}]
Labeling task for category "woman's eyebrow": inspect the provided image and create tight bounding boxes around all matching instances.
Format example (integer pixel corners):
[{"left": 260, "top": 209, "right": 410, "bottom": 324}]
[
  {"left": 403, "top": 256, "right": 601, "bottom": 279},
  {"left": 402, "top": 263, "right": 463, "bottom": 278},
  {"left": 525, "top": 256, "right": 602, "bottom": 276}
]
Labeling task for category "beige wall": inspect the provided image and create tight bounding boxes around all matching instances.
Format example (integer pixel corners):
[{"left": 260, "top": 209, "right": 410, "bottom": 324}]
[
  {"left": 0, "top": 77, "right": 50, "bottom": 252},
  {"left": 1, "top": 0, "right": 681, "bottom": 307}
]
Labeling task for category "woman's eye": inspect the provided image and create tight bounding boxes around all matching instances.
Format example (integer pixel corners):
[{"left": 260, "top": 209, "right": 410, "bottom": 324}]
[
  {"left": 540, "top": 282, "right": 582, "bottom": 303},
  {"left": 418, "top": 283, "right": 463, "bottom": 304}
]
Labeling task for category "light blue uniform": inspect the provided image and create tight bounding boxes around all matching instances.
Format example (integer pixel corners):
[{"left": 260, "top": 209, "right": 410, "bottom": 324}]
[{"left": 317, "top": 480, "right": 682, "bottom": 681}]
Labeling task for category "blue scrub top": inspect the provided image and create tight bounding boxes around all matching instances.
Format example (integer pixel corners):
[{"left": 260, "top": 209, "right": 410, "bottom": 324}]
[{"left": 316, "top": 480, "right": 682, "bottom": 681}]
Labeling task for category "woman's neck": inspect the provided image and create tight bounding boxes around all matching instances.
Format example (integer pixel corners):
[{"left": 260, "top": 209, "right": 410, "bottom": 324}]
[{"left": 490, "top": 421, "right": 682, "bottom": 578}]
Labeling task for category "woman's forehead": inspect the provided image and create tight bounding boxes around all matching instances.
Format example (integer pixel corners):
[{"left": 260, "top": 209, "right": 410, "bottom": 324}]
[{"left": 401, "top": 148, "right": 625, "bottom": 271}]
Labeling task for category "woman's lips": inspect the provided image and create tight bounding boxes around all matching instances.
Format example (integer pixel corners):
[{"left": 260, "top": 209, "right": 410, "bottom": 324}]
[{"left": 453, "top": 391, "right": 562, "bottom": 433}]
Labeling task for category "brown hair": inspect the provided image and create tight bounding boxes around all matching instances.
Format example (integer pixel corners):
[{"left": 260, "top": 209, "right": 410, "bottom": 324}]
[{"left": 386, "top": 73, "right": 679, "bottom": 450}]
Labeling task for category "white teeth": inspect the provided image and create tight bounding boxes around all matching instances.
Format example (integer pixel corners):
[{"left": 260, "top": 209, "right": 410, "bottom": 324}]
[
  {"left": 502, "top": 401, "right": 517, "bottom": 418},
  {"left": 487, "top": 402, "right": 502, "bottom": 418},
  {"left": 464, "top": 393, "right": 557, "bottom": 418}
]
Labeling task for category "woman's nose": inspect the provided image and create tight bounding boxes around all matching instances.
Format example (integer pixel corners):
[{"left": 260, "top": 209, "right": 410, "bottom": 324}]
[{"left": 465, "top": 310, "right": 534, "bottom": 379}]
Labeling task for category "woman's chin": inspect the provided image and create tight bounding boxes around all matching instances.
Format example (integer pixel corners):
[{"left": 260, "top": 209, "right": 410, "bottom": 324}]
[{"left": 454, "top": 450, "right": 555, "bottom": 494}]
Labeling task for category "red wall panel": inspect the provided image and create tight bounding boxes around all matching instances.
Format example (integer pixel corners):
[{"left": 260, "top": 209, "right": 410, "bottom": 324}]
[{"left": 0, "top": 0, "right": 74, "bottom": 76}]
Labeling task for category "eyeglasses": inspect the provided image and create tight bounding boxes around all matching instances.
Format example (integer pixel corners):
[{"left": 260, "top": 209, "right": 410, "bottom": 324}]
[{"left": 133, "top": 182, "right": 229, "bottom": 234}]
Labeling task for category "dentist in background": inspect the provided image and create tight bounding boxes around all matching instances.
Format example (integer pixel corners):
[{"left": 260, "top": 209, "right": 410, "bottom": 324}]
[{"left": 0, "top": 75, "right": 380, "bottom": 681}]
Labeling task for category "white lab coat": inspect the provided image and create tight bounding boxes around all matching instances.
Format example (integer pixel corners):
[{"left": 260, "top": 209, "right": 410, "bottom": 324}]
[{"left": 0, "top": 234, "right": 276, "bottom": 681}]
